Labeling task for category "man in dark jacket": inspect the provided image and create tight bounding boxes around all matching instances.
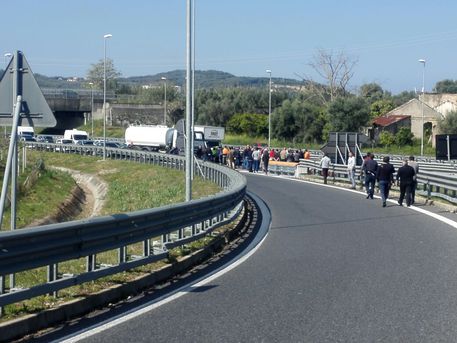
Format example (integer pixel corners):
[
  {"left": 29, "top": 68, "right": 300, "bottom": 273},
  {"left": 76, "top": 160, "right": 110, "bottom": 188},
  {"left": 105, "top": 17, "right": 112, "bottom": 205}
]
[
  {"left": 361, "top": 153, "right": 378, "bottom": 199},
  {"left": 396, "top": 159, "right": 416, "bottom": 207},
  {"left": 376, "top": 156, "right": 395, "bottom": 207}
]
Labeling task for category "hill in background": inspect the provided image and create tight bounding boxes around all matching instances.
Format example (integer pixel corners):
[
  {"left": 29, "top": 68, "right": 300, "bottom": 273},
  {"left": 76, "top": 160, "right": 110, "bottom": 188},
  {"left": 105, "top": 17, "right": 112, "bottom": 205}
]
[{"left": 0, "top": 68, "right": 304, "bottom": 90}]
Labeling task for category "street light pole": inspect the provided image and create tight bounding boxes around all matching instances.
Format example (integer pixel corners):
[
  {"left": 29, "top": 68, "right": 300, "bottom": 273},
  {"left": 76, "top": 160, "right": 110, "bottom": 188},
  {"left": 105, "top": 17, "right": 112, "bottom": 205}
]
[
  {"left": 161, "top": 77, "right": 167, "bottom": 125},
  {"left": 89, "top": 82, "right": 94, "bottom": 137},
  {"left": 266, "top": 69, "right": 272, "bottom": 148},
  {"left": 103, "top": 33, "right": 112, "bottom": 160},
  {"left": 419, "top": 59, "right": 426, "bottom": 156}
]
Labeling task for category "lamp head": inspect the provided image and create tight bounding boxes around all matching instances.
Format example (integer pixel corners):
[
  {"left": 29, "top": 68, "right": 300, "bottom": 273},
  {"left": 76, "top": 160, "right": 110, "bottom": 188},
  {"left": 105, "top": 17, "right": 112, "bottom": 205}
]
[
  {"left": 418, "top": 59, "right": 426, "bottom": 65},
  {"left": 104, "top": 34, "right": 113, "bottom": 39}
]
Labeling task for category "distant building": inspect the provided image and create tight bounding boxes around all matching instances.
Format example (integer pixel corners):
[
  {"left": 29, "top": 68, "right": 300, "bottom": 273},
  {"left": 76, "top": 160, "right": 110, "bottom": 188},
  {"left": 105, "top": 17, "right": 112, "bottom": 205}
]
[{"left": 370, "top": 115, "right": 411, "bottom": 141}]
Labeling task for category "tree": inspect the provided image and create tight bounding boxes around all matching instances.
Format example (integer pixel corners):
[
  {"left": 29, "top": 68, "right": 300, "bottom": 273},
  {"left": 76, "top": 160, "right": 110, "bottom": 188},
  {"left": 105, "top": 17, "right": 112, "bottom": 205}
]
[
  {"left": 438, "top": 111, "right": 457, "bottom": 134},
  {"left": 308, "top": 49, "right": 358, "bottom": 103},
  {"left": 326, "top": 97, "right": 370, "bottom": 132},
  {"left": 434, "top": 79, "right": 457, "bottom": 94},
  {"left": 370, "top": 99, "right": 395, "bottom": 118},
  {"left": 395, "top": 127, "right": 414, "bottom": 145},
  {"left": 271, "top": 98, "right": 324, "bottom": 143},
  {"left": 86, "top": 58, "right": 121, "bottom": 90},
  {"left": 379, "top": 131, "right": 395, "bottom": 146},
  {"left": 226, "top": 113, "right": 268, "bottom": 137},
  {"left": 359, "top": 83, "right": 384, "bottom": 103}
]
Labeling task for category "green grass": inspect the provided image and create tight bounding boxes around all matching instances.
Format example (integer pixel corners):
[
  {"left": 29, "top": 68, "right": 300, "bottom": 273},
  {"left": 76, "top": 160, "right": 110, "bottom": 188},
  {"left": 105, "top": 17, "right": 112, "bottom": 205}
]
[
  {"left": 1, "top": 150, "right": 224, "bottom": 321},
  {"left": 1, "top": 167, "right": 76, "bottom": 230},
  {"left": 35, "top": 152, "right": 219, "bottom": 214}
]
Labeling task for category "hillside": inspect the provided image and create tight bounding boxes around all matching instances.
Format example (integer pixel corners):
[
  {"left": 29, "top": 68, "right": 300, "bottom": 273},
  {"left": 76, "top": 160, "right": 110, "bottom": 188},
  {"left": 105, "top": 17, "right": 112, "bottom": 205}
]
[{"left": 0, "top": 68, "right": 304, "bottom": 90}]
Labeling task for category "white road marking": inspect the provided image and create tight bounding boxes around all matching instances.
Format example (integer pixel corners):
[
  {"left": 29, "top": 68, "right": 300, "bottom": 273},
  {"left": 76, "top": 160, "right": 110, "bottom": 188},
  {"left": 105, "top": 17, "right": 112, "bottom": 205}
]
[
  {"left": 61, "top": 227, "right": 269, "bottom": 342},
  {"left": 63, "top": 170, "right": 457, "bottom": 341}
]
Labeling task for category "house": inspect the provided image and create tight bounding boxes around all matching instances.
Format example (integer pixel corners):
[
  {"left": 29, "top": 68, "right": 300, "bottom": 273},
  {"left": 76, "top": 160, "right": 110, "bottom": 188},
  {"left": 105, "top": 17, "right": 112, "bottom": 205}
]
[{"left": 370, "top": 115, "right": 410, "bottom": 141}]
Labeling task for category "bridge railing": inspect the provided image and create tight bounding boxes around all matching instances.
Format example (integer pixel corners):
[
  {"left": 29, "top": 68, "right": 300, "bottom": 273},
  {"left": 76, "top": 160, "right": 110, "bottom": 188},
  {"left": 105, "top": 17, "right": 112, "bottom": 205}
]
[{"left": 0, "top": 143, "right": 246, "bottom": 312}]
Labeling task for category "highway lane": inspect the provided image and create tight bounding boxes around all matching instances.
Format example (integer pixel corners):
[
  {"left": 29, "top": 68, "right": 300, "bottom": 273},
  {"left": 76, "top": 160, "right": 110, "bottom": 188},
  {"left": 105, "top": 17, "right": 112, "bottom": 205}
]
[{"left": 73, "top": 173, "right": 457, "bottom": 342}]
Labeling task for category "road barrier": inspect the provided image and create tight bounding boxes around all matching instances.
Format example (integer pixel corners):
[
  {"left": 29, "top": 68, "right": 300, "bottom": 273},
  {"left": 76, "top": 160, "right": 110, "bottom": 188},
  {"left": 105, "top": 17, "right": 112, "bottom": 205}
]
[
  {"left": 0, "top": 143, "right": 247, "bottom": 315},
  {"left": 297, "top": 159, "right": 457, "bottom": 204}
]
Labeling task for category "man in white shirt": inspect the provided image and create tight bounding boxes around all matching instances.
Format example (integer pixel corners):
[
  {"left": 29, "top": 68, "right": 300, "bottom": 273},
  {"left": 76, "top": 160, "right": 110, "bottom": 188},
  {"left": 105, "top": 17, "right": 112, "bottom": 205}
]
[
  {"left": 347, "top": 151, "right": 356, "bottom": 189},
  {"left": 320, "top": 153, "right": 331, "bottom": 184}
]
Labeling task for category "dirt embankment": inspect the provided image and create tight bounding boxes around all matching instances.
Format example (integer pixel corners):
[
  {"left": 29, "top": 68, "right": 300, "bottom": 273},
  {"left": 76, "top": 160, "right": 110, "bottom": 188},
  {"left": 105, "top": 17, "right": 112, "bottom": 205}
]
[{"left": 29, "top": 168, "right": 108, "bottom": 226}]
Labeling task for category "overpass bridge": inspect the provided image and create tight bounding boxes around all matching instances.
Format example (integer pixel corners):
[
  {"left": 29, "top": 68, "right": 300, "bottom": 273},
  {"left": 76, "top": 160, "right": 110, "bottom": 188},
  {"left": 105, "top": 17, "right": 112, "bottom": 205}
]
[{"left": 40, "top": 89, "right": 165, "bottom": 132}]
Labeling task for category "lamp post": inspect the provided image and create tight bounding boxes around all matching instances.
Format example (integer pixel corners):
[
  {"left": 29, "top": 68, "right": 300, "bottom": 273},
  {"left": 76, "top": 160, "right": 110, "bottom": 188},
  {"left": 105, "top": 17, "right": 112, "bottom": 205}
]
[
  {"left": 266, "top": 69, "right": 272, "bottom": 148},
  {"left": 3, "top": 53, "right": 12, "bottom": 138},
  {"left": 419, "top": 58, "right": 426, "bottom": 156},
  {"left": 103, "top": 33, "right": 112, "bottom": 160},
  {"left": 161, "top": 76, "right": 167, "bottom": 125},
  {"left": 88, "top": 82, "right": 94, "bottom": 137}
]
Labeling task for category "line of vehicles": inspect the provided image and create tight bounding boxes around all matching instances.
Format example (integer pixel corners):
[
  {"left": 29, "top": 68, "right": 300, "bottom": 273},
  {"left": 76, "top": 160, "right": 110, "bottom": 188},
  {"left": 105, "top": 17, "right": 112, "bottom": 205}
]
[{"left": 16, "top": 121, "right": 225, "bottom": 156}]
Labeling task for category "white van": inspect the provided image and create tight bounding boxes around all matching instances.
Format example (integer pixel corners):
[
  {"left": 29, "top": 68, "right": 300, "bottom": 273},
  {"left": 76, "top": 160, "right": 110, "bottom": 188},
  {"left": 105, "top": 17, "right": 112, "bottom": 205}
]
[
  {"left": 18, "top": 126, "right": 35, "bottom": 138},
  {"left": 64, "top": 129, "right": 89, "bottom": 144}
]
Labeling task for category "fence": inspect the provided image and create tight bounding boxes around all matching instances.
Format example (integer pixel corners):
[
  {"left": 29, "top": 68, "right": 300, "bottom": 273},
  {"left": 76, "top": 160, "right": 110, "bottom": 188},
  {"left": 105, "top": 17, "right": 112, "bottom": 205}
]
[
  {"left": 296, "top": 159, "right": 457, "bottom": 204},
  {"left": 0, "top": 142, "right": 247, "bottom": 314}
]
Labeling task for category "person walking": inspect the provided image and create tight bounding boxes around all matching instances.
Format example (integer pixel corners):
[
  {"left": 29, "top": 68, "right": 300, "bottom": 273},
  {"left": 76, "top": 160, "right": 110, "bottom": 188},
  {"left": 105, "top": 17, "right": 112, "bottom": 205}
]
[
  {"left": 376, "top": 156, "right": 395, "bottom": 207},
  {"left": 347, "top": 151, "right": 356, "bottom": 189},
  {"left": 252, "top": 147, "right": 261, "bottom": 173},
  {"left": 320, "top": 153, "right": 331, "bottom": 184},
  {"left": 361, "top": 152, "right": 378, "bottom": 199},
  {"left": 408, "top": 155, "right": 419, "bottom": 204},
  {"left": 262, "top": 148, "right": 270, "bottom": 175},
  {"left": 396, "top": 158, "right": 416, "bottom": 207}
]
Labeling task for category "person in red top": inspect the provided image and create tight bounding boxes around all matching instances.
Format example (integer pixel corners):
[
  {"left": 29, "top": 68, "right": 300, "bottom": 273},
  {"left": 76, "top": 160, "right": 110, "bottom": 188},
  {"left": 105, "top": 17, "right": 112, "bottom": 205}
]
[{"left": 269, "top": 148, "right": 275, "bottom": 160}]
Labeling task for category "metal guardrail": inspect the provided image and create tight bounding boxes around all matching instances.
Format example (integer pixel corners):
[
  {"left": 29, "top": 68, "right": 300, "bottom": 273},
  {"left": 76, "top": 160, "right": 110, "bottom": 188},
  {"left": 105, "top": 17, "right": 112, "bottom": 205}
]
[
  {"left": 297, "top": 159, "right": 457, "bottom": 204},
  {"left": 0, "top": 142, "right": 246, "bottom": 311}
]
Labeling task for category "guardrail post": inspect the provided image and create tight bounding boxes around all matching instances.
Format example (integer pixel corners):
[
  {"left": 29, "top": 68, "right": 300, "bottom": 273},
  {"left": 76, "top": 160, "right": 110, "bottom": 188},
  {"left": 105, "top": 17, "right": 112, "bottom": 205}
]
[
  {"left": 47, "top": 264, "right": 58, "bottom": 297},
  {"left": 0, "top": 275, "right": 4, "bottom": 316},
  {"left": 427, "top": 179, "right": 431, "bottom": 200},
  {"left": 332, "top": 165, "right": 336, "bottom": 183},
  {"left": 143, "top": 239, "right": 150, "bottom": 257},
  {"left": 118, "top": 246, "right": 126, "bottom": 264},
  {"left": 86, "top": 254, "right": 96, "bottom": 272}
]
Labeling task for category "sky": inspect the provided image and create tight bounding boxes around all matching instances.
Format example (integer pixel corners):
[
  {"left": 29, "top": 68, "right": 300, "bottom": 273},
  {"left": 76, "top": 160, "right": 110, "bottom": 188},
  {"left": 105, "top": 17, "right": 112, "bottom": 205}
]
[{"left": 2, "top": 0, "right": 457, "bottom": 94}]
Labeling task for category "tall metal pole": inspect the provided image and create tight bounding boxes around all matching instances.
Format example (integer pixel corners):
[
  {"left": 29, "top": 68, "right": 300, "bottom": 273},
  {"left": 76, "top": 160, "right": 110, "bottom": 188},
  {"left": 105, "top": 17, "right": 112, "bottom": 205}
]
[
  {"left": 191, "top": 0, "right": 196, "bottom": 181},
  {"left": 89, "top": 82, "right": 94, "bottom": 137},
  {"left": 103, "top": 33, "right": 112, "bottom": 160},
  {"left": 185, "top": 0, "right": 193, "bottom": 201},
  {"left": 266, "top": 69, "right": 272, "bottom": 148},
  {"left": 419, "top": 59, "right": 426, "bottom": 156},
  {"left": 161, "top": 77, "right": 167, "bottom": 125}
]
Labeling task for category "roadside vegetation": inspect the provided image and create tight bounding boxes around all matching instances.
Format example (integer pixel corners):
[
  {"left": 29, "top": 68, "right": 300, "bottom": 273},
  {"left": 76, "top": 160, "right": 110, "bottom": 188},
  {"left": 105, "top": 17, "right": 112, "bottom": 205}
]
[{"left": 0, "top": 149, "right": 223, "bottom": 322}]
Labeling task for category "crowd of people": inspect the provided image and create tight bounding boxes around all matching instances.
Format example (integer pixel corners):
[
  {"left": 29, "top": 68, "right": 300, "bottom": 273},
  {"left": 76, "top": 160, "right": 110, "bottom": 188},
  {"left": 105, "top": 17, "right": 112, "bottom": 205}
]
[
  {"left": 320, "top": 152, "right": 419, "bottom": 208},
  {"left": 195, "top": 145, "right": 311, "bottom": 174}
]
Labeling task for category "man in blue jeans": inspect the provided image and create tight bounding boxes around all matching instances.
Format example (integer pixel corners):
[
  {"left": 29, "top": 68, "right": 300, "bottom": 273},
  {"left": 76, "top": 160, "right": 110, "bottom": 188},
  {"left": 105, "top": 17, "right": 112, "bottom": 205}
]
[
  {"left": 361, "top": 152, "right": 378, "bottom": 199},
  {"left": 376, "top": 156, "right": 395, "bottom": 207}
]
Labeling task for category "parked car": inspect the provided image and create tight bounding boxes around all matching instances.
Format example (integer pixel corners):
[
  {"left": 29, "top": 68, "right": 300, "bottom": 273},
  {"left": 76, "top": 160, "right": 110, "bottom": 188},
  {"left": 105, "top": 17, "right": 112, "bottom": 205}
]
[
  {"left": 36, "top": 135, "right": 54, "bottom": 143},
  {"left": 55, "top": 138, "right": 73, "bottom": 152}
]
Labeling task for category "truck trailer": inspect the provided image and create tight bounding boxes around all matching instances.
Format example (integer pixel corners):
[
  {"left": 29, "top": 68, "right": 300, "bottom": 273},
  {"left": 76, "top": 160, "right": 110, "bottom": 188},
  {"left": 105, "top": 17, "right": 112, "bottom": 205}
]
[{"left": 124, "top": 123, "right": 225, "bottom": 154}]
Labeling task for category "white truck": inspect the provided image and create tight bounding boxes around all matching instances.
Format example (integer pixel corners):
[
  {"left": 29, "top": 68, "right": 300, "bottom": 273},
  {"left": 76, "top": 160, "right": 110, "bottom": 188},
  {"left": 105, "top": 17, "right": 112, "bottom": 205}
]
[
  {"left": 124, "top": 123, "right": 225, "bottom": 153},
  {"left": 125, "top": 125, "right": 176, "bottom": 151},
  {"left": 64, "top": 129, "right": 89, "bottom": 143},
  {"left": 194, "top": 125, "right": 225, "bottom": 148},
  {"left": 17, "top": 126, "right": 35, "bottom": 138}
]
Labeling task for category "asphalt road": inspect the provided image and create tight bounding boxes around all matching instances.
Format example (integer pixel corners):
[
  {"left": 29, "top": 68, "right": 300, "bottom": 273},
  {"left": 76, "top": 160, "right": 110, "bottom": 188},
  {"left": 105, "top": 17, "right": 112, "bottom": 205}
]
[{"left": 68, "top": 174, "right": 457, "bottom": 342}]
